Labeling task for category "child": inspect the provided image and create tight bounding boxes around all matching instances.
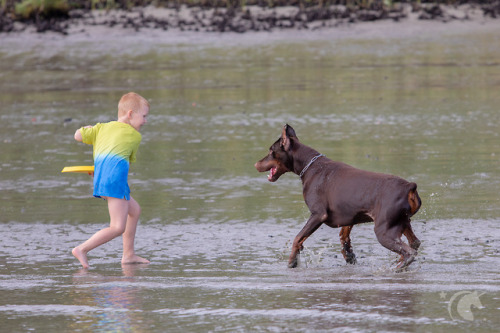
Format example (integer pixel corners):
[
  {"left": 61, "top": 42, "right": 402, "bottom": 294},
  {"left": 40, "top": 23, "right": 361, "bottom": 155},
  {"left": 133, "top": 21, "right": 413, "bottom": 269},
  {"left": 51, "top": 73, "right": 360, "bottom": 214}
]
[{"left": 72, "top": 92, "right": 150, "bottom": 269}]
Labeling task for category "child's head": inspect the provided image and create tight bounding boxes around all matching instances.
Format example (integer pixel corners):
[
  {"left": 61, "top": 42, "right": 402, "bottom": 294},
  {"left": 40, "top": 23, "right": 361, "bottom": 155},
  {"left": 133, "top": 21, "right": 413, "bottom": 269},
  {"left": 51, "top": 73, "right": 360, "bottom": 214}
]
[
  {"left": 118, "top": 92, "right": 149, "bottom": 117},
  {"left": 118, "top": 92, "right": 150, "bottom": 131}
]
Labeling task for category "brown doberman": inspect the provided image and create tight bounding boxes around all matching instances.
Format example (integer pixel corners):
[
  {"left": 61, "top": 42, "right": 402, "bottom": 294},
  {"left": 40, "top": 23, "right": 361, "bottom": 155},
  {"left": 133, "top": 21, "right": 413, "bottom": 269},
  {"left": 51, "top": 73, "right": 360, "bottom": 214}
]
[{"left": 255, "top": 124, "right": 422, "bottom": 271}]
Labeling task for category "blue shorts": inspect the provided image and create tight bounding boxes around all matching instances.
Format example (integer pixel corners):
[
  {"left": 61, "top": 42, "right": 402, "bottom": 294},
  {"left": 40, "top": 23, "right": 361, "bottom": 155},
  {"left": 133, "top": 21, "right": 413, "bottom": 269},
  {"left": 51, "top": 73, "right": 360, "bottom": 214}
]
[{"left": 92, "top": 155, "right": 130, "bottom": 200}]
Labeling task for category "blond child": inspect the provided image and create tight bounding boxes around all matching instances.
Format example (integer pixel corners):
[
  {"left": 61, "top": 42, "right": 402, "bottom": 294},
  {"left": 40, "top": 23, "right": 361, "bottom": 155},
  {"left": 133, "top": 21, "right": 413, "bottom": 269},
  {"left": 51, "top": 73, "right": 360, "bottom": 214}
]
[{"left": 72, "top": 92, "right": 150, "bottom": 269}]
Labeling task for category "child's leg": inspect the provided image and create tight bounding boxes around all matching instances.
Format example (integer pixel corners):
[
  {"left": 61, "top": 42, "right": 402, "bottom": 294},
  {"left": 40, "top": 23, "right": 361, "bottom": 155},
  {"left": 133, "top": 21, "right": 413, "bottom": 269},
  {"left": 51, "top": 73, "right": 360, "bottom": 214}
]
[
  {"left": 72, "top": 197, "right": 129, "bottom": 268},
  {"left": 121, "top": 196, "right": 150, "bottom": 265}
]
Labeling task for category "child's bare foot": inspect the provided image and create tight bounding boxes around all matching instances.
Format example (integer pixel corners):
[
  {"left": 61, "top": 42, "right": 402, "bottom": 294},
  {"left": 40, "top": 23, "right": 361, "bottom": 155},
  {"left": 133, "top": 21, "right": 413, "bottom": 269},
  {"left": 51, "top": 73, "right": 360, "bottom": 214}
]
[
  {"left": 122, "top": 254, "right": 150, "bottom": 265},
  {"left": 72, "top": 247, "right": 89, "bottom": 269}
]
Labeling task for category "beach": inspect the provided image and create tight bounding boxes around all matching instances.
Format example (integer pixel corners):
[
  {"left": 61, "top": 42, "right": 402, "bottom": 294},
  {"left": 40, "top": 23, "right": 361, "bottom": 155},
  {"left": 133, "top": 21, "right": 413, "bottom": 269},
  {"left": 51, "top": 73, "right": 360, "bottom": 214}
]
[
  {"left": 1, "top": 3, "right": 500, "bottom": 331},
  {"left": 1, "top": 3, "right": 500, "bottom": 47}
]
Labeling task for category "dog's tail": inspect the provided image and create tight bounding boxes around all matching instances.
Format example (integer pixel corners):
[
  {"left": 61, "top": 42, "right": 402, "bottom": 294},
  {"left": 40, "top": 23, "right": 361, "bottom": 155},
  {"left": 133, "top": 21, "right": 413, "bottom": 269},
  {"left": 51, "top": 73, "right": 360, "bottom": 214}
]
[{"left": 407, "top": 182, "right": 421, "bottom": 216}]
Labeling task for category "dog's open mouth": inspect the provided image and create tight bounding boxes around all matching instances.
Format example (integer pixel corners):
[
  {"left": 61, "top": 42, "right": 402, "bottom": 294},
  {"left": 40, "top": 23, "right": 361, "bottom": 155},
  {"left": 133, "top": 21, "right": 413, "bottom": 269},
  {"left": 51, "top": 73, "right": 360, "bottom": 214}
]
[{"left": 268, "top": 167, "right": 277, "bottom": 181}]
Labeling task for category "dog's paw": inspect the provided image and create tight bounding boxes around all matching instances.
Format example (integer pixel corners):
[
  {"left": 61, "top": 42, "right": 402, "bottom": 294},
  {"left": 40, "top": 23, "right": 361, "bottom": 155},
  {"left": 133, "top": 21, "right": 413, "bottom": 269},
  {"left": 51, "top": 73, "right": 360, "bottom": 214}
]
[
  {"left": 395, "top": 253, "right": 416, "bottom": 272},
  {"left": 345, "top": 252, "right": 357, "bottom": 265},
  {"left": 288, "top": 258, "right": 298, "bottom": 268}
]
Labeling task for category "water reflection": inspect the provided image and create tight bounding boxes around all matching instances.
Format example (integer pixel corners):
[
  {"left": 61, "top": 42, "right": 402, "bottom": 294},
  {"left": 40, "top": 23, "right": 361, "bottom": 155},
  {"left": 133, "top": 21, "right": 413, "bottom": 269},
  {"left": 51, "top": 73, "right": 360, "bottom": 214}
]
[{"left": 70, "top": 264, "right": 150, "bottom": 332}]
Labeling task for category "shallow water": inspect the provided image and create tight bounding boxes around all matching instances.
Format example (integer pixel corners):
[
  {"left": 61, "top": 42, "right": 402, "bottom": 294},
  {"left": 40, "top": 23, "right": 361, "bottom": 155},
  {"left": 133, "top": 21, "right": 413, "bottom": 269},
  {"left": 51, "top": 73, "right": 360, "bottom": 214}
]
[{"left": 1, "top": 27, "right": 500, "bottom": 332}]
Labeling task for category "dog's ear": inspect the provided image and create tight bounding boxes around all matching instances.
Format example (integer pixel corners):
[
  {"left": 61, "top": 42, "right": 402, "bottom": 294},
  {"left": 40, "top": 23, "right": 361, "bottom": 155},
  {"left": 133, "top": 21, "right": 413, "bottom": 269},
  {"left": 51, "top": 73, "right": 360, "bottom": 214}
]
[
  {"left": 281, "top": 124, "right": 296, "bottom": 151},
  {"left": 284, "top": 124, "right": 297, "bottom": 138}
]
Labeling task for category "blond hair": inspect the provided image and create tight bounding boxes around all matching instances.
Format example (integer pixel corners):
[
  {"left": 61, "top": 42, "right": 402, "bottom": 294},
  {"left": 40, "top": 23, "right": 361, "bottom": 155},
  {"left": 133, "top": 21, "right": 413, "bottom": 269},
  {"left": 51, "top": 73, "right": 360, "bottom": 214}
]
[{"left": 118, "top": 92, "right": 150, "bottom": 117}]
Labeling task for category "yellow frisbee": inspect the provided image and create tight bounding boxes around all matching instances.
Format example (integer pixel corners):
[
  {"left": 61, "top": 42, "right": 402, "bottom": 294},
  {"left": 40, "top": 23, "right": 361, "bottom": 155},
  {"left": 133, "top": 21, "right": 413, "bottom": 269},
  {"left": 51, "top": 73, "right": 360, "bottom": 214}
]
[{"left": 61, "top": 166, "right": 94, "bottom": 174}]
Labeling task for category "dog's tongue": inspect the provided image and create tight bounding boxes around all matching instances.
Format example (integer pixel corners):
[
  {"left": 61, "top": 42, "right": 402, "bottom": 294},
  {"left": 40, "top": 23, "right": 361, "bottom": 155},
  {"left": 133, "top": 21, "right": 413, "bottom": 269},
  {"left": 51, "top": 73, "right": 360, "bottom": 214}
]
[{"left": 268, "top": 167, "right": 276, "bottom": 180}]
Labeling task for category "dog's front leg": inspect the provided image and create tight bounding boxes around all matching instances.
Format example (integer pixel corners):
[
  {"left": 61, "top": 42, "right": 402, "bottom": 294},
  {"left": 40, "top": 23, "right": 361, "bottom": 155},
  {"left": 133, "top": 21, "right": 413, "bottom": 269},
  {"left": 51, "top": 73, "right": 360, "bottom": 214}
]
[{"left": 288, "top": 213, "right": 327, "bottom": 268}]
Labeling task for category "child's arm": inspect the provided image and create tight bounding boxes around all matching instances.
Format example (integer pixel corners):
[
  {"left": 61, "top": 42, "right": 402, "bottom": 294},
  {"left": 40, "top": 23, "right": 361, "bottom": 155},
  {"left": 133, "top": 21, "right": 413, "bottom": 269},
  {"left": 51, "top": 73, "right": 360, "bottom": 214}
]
[{"left": 74, "top": 126, "right": 92, "bottom": 142}]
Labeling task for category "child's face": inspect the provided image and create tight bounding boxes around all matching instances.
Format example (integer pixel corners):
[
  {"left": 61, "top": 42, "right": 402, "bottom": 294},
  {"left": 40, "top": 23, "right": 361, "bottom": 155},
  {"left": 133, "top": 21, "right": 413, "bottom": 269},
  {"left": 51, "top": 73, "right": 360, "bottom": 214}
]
[{"left": 129, "top": 106, "right": 149, "bottom": 132}]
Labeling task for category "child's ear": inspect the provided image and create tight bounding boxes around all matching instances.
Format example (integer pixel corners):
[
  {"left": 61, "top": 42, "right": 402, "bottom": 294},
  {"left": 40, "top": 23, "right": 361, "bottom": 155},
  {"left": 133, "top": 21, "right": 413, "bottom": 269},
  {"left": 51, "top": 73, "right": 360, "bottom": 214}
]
[{"left": 127, "top": 110, "right": 134, "bottom": 118}]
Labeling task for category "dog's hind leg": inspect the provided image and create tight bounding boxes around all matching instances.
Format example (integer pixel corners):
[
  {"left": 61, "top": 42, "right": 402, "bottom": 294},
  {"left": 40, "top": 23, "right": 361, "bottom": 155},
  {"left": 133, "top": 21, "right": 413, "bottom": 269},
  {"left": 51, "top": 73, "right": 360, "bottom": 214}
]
[
  {"left": 288, "top": 213, "right": 326, "bottom": 268},
  {"left": 374, "top": 222, "right": 417, "bottom": 272},
  {"left": 403, "top": 223, "right": 421, "bottom": 251},
  {"left": 339, "top": 226, "right": 357, "bottom": 264}
]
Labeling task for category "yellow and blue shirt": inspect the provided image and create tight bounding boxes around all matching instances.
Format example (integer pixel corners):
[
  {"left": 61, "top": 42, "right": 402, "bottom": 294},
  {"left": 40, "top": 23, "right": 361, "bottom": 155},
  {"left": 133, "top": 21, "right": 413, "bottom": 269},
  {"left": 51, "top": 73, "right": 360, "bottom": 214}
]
[{"left": 80, "top": 121, "right": 141, "bottom": 200}]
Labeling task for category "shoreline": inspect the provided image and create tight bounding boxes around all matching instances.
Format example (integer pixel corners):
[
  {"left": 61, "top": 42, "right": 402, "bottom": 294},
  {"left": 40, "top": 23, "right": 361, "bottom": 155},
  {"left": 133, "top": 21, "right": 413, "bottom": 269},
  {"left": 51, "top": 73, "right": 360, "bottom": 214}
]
[{"left": 1, "top": 3, "right": 499, "bottom": 44}]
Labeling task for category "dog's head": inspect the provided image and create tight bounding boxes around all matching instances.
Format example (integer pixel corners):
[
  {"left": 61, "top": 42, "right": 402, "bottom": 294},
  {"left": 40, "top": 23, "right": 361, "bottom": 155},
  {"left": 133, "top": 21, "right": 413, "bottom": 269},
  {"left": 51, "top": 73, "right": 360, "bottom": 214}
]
[{"left": 255, "top": 124, "right": 298, "bottom": 182}]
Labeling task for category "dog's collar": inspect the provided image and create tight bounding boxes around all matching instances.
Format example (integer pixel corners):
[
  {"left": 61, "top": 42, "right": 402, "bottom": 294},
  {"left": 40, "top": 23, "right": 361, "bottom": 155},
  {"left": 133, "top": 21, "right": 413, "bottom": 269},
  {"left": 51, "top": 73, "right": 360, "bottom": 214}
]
[{"left": 299, "top": 154, "right": 324, "bottom": 178}]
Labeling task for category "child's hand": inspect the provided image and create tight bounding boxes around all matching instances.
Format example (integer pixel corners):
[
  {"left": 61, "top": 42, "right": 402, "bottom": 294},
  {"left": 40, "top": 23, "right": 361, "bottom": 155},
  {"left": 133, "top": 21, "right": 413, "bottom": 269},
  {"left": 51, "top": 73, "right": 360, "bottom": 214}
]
[{"left": 74, "top": 126, "right": 92, "bottom": 142}]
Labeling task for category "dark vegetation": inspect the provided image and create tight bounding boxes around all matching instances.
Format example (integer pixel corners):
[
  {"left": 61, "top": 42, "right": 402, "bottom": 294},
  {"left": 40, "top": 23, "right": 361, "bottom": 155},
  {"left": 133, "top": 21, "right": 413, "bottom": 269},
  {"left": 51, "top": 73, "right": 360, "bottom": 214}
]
[{"left": 1, "top": 0, "right": 499, "bottom": 34}]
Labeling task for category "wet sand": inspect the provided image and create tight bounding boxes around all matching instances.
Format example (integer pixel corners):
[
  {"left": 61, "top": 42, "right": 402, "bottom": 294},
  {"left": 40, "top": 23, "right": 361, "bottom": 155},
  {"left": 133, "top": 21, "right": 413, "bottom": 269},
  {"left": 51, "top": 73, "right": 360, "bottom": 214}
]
[{"left": 1, "top": 218, "right": 499, "bottom": 332}]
